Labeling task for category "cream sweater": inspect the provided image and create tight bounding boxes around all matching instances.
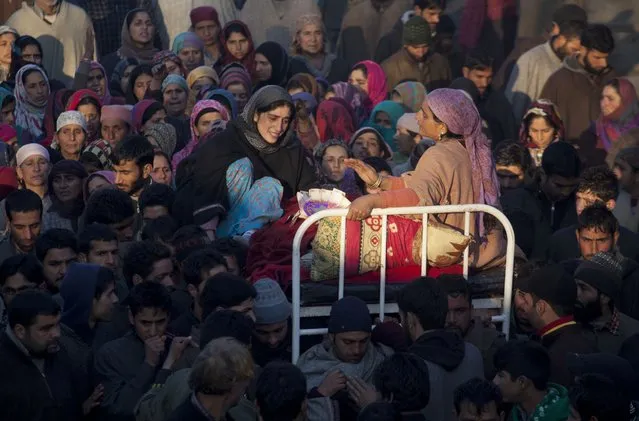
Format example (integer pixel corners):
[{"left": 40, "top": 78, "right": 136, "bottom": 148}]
[{"left": 7, "top": 1, "right": 95, "bottom": 87}]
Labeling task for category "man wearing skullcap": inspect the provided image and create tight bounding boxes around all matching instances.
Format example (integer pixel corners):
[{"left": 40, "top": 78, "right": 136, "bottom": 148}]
[
  {"left": 252, "top": 278, "right": 292, "bottom": 366},
  {"left": 297, "top": 296, "right": 393, "bottom": 421},
  {"left": 381, "top": 15, "right": 451, "bottom": 92}
]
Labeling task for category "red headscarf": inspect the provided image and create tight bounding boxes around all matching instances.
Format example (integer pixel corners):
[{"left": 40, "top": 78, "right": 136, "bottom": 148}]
[
  {"left": 316, "top": 98, "right": 357, "bottom": 143},
  {"left": 353, "top": 60, "right": 387, "bottom": 106},
  {"left": 220, "top": 20, "right": 255, "bottom": 73},
  {"left": 596, "top": 78, "right": 639, "bottom": 151},
  {"left": 66, "top": 89, "right": 103, "bottom": 112}
]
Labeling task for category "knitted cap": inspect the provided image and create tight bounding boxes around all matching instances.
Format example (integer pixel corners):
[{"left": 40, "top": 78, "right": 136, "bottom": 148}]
[
  {"left": 403, "top": 16, "right": 432, "bottom": 46},
  {"left": 575, "top": 252, "right": 623, "bottom": 299},
  {"left": 328, "top": 296, "right": 371, "bottom": 334},
  {"left": 516, "top": 264, "right": 577, "bottom": 310},
  {"left": 56, "top": 111, "right": 87, "bottom": 132},
  {"left": 253, "top": 278, "right": 291, "bottom": 325}
]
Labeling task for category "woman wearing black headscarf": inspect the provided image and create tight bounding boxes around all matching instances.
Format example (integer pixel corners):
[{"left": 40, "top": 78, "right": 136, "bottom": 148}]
[
  {"left": 254, "top": 42, "right": 290, "bottom": 90},
  {"left": 174, "top": 85, "right": 317, "bottom": 226}
]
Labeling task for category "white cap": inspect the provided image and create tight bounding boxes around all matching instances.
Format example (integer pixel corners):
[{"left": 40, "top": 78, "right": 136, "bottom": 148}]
[
  {"left": 16, "top": 144, "right": 50, "bottom": 166},
  {"left": 56, "top": 111, "right": 87, "bottom": 132}
]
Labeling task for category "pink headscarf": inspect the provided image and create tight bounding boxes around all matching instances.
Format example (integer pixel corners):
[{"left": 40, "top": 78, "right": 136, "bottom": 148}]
[
  {"left": 88, "top": 61, "right": 113, "bottom": 105},
  {"left": 172, "top": 99, "right": 230, "bottom": 169},
  {"left": 596, "top": 78, "right": 639, "bottom": 151},
  {"left": 354, "top": 61, "right": 387, "bottom": 106},
  {"left": 427, "top": 89, "right": 500, "bottom": 234}
]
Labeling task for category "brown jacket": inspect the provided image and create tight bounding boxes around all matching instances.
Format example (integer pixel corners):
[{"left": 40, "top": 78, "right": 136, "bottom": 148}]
[{"left": 381, "top": 49, "right": 452, "bottom": 93}]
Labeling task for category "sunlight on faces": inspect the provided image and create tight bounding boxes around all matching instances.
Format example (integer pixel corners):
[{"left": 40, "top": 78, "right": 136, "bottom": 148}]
[
  {"left": 129, "top": 11, "right": 155, "bottom": 45},
  {"left": 254, "top": 53, "right": 272, "bottom": 82},
  {"left": 321, "top": 145, "right": 349, "bottom": 183},
  {"left": 0, "top": 33, "right": 16, "bottom": 66},
  {"left": 254, "top": 320, "right": 288, "bottom": 348},
  {"left": 527, "top": 117, "right": 556, "bottom": 149},
  {"left": 1, "top": 99, "right": 15, "bottom": 125},
  {"left": 25, "top": 71, "right": 49, "bottom": 106},
  {"left": 15, "top": 313, "right": 61, "bottom": 356},
  {"left": 405, "top": 44, "right": 429, "bottom": 61},
  {"left": 192, "top": 76, "right": 215, "bottom": 95},
  {"left": 52, "top": 173, "right": 83, "bottom": 202},
  {"left": 416, "top": 102, "right": 445, "bottom": 140},
  {"left": 463, "top": 67, "right": 493, "bottom": 96},
  {"left": 87, "top": 176, "right": 112, "bottom": 196},
  {"left": 163, "top": 85, "right": 188, "bottom": 116},
  {"left": 348, "top": 69, "right": 368, "bottom": 94},
  {"left": 495, "top": 164, "right": 525, "bottom": 190},
  {"left": 330, "top": 331, "right": 370, "bottom": 363},
  {"left": 194, "top": 20, "right": 220, "bottom": 46},
  {"left": 179, "top": 47, "right": 203, "bottom": 71},
  {"left": 195, "top": 111, "right": 223, "bottom": 137},
  {"left": 101, "top": 119, "right": 129, "bottom": 147},
  {"left": 113, "top": 159, "right": 151, "bottom": 194},
  {"left": 614, "top": 159, "right": 637, "bottom": 192},
  {"left": 600, "top": 85, "right": 622, "bottom": 117},
  {"left": 42, "top": 247, "right": 77, "bottom": 290},
  {"left": 299, "top": 23, "right": 323, "bottom": 55},
  {"left": 17, "top": 155, "right": 49, "bottom": 188},
  {"left": 134, "top": 73, "right": 153, "bottom": 101},
  {"left": 253, "top": 105, "right": 291, "bottom": 144},
  {"left": 87, "top": 68, "right": 106, "bottom": 97},
  {"left": 120, "top": 64, "right": 137, "bottom": 93},
  {"left": 77, "top": 103, "right": 100, "bottom": 139},
  {"left": 57, "top": 125, "right": 86, "bottom": 157},
  {"left": 151, "top": 154, "right": 172, "bottom": 185},
  {"left": 351, "top": 132, "right": 382, "bottom": 159},
  {"left": 129, "top": 307, "right": 169, "bottom": 341},
  {"left": 445, "top": 294, "right": 472, "bottom": 336},
  {"left": 226, "top": 32, "right": 250, "bottom": 60},
  {"left": 9, "top": 210, "right": 41, "bottom": 252},
  {"left": 227, "top": 82, "right": 249, "bottom": 109},
  {"left": 576, "top": 227, "right": 617, "bottom": 260},
  {"left": 575, "top": 191, "right": 613, "bottom": 215},
  {"left": 21, "top": 44, "right": 43, "bottom": 65}
]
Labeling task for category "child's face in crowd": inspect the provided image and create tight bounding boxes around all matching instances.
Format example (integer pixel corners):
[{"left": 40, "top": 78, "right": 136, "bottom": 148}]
[
  {"left": 130, "top": 307, "right": 169, "bottom": 341},
  {"left": 226, "top": 32, "right": 250, "bottom": 60},
  {"left": 492, "top": 371, "right": 521, "bottom": 403},
  {"left": 321, "top": 145, "right": 348, "bottom": 183},
  {"left": 1, "top": 99, "right": 15, "bottom": 125}
]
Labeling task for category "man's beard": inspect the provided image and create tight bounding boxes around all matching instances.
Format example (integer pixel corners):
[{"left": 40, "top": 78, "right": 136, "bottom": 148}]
[
  {"left": 583, "top": 54, "right": 606, "bottom": 76},
  {"left": 574, "top": 299, "right": 603, "bottom": 324},
  {"left": 129, "top": 176, "right": 150, "bottom": 196}
]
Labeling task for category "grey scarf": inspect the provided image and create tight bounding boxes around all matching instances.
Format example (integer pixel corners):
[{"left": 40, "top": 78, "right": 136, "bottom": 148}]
[{"left": 236, "top": 85, "right": 295, "bottom": 154}]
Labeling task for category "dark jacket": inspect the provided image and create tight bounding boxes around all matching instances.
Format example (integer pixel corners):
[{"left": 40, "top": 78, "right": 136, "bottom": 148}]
[
  {"left": 583, "top": 312, "right": 639, "bottom": 355},
  {"left": 94, "top": 331, "right": 173, "bottom": 421},
  {"left": 0, "top": 330, "right": 84, "bottom": 421},
  {"left": 540, "top": 56, "right": 617, "bottom": 163},
  {"left": 166, "top": 396, "right": 216, "bottom": 421},
  {"left": 464, "top": 319, "right": 507, "bottom": 380},
  {"left": 381, "top": 48, "right": 451, "bottom": 93},
  {"left": 478, "top": 86, "right": 518, "bottom": 145},
  {"left": 620, "top": 259, "right": 639, "bottom": 321},
  {"left": 409, "top": 330, "right": 483, "bottom": 421},
  {"left": 548, "top": 225, "right": 639, "bottom": 263},
  {"left": 540, "top": 322, "right": 598, "bottom": 387}
]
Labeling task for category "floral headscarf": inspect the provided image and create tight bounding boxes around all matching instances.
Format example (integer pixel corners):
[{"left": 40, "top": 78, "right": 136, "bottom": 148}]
[
  {"left": 145, "top": 121, "right": 177, "bottom": 157},
  {"left": 353, "top": 60, "right": 387, "bottom": 106},
  {"left": 427, "top": 88, "right": 500, "bottom": 234},
  {"left": 596, "top": 78, "right": 639, "bottom": 152},
  {"left": 15, "top": 65, "right": 50, "bottom": 143},
  {"left": 518, "top": 99, "right": 565, "bottom": 148}
]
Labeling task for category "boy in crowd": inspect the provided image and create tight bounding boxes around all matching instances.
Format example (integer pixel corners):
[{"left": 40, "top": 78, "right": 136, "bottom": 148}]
[{"left": 35, "top": 228, "right": 78, "bottom": 295}]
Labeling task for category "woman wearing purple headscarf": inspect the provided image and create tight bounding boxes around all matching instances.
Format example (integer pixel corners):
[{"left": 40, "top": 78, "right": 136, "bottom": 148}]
[{"left": 345, "top": 88, "right": 503, "bottom": 267}]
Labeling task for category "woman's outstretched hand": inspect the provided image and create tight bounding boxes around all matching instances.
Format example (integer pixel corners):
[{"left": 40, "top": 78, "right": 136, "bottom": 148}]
[
  {"left": 347, "top": 195, "right": 377, "bottom": 220},
  {"left": 344, "top": 158, "right": 378, "bottom": 186}
]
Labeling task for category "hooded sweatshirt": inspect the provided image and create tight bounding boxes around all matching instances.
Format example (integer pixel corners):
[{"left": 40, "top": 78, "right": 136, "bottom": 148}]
[{"left": 409, "top": 330, "right": 483, "bottom": 421}]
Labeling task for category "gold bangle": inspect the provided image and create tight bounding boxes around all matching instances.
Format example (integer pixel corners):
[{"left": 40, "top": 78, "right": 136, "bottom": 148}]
[{"left": 368, "top": 175, "right": 383, "bottom": 190}]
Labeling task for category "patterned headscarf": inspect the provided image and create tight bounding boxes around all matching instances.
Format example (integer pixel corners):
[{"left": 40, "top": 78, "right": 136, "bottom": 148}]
[
  {"left": 519, "top": 99, "right": 565, "bottom": 147},
  {"left": 353, "top": 61, "right": 387, "bottom": 106},
  {"left": 392, "top": 81, "right": 427, "bottom": 113},
  {"left": 596, "top": 78, "right": 639, "bottom": 151},
  {"left": 162, "top": 74, "right": 189, "bottom": 92},
  {"left": 14, "top": 64, "right": 50, "bottom": 143},
  {"left": 152, "top": 50, "right": 186, "bottom": 77},
  {"left": 145, "top": 121, "right": 177, "bottom": 157},
  {"left": 427, "top": 88, "right": 500, "bottom": 234},
  {"left": 330, "top": 82, "right": 373, "bottom": 126},
  {"left": 316, "top": 98, "right": 357, "bottom": 143}
]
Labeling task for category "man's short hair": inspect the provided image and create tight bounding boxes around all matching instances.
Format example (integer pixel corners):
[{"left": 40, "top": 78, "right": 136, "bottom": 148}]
[
  {"left": 141, "top": 215, "right": 179, "bottom": 242},
  {"left": 5, "top": 189, "right": 42, "bottom": 221},
  {"left": 397, "top": 277, "right": 447, "bottom": 331},
  {"left": 0, "top": 254, "right": 43, "bottom": 286},
  {"left": 558, "top": 19, "right": 587, "bottom": 39},
  {"left": 542, "top": 141, "right": 581, "bottom": 178},
  {"left": 437, "top": 274, "right": 471, "bottom": 301},
  {"left": 35, "top": 229, "right": 77, "bottom": 262},
  {"left": 171, "top": 225, "right": 209, "bottom": 263},
  {"left": 8, "top": 290, "right": 60, "bottom": 329},
  {"left": 493, "top": 340, "right": 550, "bottom": 391},
  {"left": 122, "top": 240, "right": 172, "bottom": 285},
  {"left": 182, "top": 249, "right": 228, "bottom": 287},
  {"left": 256, "top": 361, "right": 308, "bottom": 421},
  {"left": 577, "top": 204, "right": 619, "bottom": 236},
  {"left": 569, "top": 373, "right": 630, "bottom": 421},
  {"left": 111, "top": 134, "right": 154, "bottom": 169},
  {"left": 189, "top": 337, "right": 254, "bottom": 396},
  {"left": 454, "top": 378, "right": 502, "bottom": 416},
  {"left": 577, "top": 166, "right": 619, "bottom": 203},
  {"left": 77, "top": 224, "right": 118, "bottom": 255},
  {"left": 93, "top": 266, "right": 117, "bottom": 300},
  {"left": 211, "top": 237, "right": 248, "bottom": 273},
  {"left": 200, "top": 310, "right": 255, "bottom": 348},
  {"left": 200, "top": 273, "right": 257, "bottom": 320},
  {"left": 373, "top": 353, "right": 431, "bottom": 412},
  {"left": 581, "top": 24, "right": 615, "bottom": 54},
  {"left": 85, "top": 188, "right": 135, "bottom": 225},
  {"left": 139, "top": 183, "right": 175, "bottom": 214},
  {"left": 127, "top": 282, "right": 172, "bottom": 317},
  {"left": 414, "top": 0, "right": 445, "bottom": 10},
  {"left": 494, "top": 141, "right": 533, "bottom": 172},
  {"left": 463, "top": 49, "right": 494, "bottom": 71}
]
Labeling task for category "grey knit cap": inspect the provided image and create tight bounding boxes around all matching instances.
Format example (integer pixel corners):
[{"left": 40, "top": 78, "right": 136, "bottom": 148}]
[
  {"left": 253, "top": 278, "right": 291, "bottom": 325},
  {"left": 403, "top": 16, "right": 432, "bottom": 46}
]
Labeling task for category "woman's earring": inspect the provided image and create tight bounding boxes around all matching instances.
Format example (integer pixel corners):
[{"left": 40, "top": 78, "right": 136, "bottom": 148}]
[{"left": 438, "top": 130, "right": 445, "bottom": 142}]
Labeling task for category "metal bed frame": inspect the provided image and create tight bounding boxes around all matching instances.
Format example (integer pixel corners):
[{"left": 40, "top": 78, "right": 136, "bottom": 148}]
[{"left": 290, "top": 205, "right": 516, "bottom": 363}]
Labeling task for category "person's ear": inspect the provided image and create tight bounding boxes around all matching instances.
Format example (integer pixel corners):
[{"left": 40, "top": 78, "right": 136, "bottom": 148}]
[
  {"left": 253, "top": 113, "right": 259, "bottom": 124},
  {"left": 577, "top": 45, "right": 587, "bottom": 59},
  {"left": 14, "top": 324, "right": 26, "bottom": 341},
  {"left": 78, "top": 253, "right": 88, "bottom": 263},
  {"left": 142, "top": 163, "right": 152, "bottom": 179},
  {"left": 462, "top": 67, "right": 470, "bottom": 78},
  {"left": 550, "top": 22, "right": 560, "bottom": 36},
  {"left": 128, "top": 309, "right": 135, "bottom": 326},
  {"left": 186, "top": 283, "right": 198, "bottom": 299},
  {"left": 614, "top": 230, "right": 620, "bottom": 245},
  {"left": 606, "top": 199, "right": 616, "bottom": 211}
]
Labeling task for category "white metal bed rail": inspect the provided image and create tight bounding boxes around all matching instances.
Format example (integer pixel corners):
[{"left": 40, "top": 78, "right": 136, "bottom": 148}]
[{"left": 291, "top": 205, "right": 516, "bottom": 363}]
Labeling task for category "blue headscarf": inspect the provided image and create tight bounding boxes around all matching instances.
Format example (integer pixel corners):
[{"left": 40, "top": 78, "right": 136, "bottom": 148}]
[
  {"left": 161, "top": 74, "right": 189, "bottom": 93},
  {"left": 368, "top": 100, "right": 406, "bottom": 151},
  {"left": 203, "top": 88, "right": 239, "bottom": 119}
]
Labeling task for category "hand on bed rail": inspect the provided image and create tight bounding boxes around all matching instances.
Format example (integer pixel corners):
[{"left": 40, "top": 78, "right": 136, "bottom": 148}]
[{"left": 346, "top": 195, "right": 379, "bottom": 220}]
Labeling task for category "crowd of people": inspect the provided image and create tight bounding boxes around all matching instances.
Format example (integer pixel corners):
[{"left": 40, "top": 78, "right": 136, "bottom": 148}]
[{"left": 0, "top": 0, "right": 638, "bottom": 420}]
